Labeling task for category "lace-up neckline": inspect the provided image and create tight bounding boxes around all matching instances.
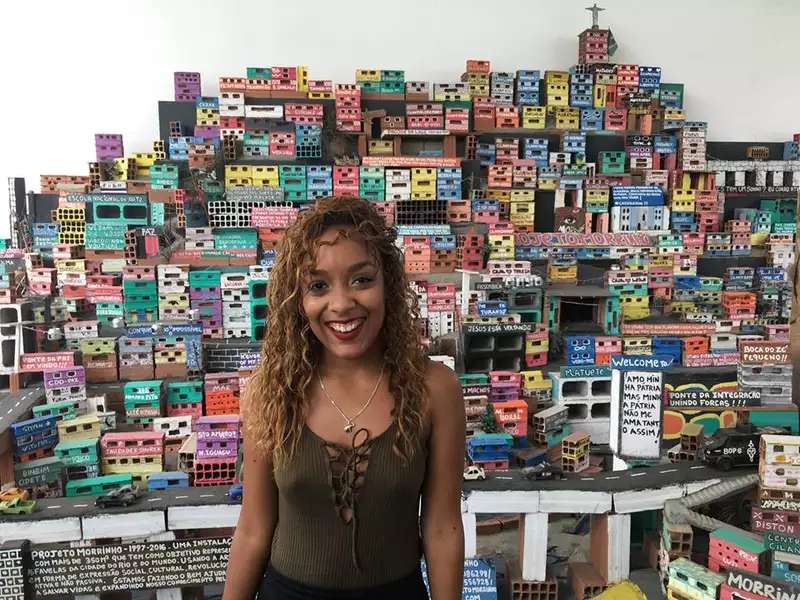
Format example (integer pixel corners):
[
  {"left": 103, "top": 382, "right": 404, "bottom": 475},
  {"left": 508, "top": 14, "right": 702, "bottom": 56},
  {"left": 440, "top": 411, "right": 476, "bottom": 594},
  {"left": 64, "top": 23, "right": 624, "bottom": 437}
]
[{"left": 305, "top": 422, "right": 396, "bottom": 571}]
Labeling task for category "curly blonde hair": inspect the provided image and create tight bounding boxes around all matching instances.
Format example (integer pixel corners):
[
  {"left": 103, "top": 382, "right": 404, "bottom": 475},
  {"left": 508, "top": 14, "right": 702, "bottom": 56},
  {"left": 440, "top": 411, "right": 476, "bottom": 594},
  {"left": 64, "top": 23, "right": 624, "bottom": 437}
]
[{"left": 243, "top": 196, "right": 429, "bottom": 467}]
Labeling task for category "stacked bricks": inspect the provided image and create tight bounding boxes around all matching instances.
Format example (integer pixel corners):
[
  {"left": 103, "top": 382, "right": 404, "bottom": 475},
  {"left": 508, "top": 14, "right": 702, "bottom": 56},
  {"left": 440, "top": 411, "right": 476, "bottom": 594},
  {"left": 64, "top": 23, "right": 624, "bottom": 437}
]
[
  {"left": 221, "top": 271, "right": 251, "bottom": 339},
  {"left": 55, "top": 204, "right": 85, "bottom": 247},
  {"left": 100, "top": 430, "right": 165, "bottom": 486},
  {"left": 55, "top": 257, "right": 87, "bottom": 302},
  {"left": 123, "top": 265, "right": 158, "bottom": 324},
  {"left": 123, "top": 379, "right": 165, "bottom": 428},
  {"left": 679, "top": 121, "right": 707, "bottom": 172},
  {"left": 525, "top": 325, "right": 549, "bottom": 367},
  {"left": 157, "top": 264, "right": 191, "bottom": 322},
  {"left": 174, "top": 71, "right": 201, "bottom": 102},
  {"left": 166, "top": 380, "right": 204, "bottom": 420},
  {"left": 194, "top": 415, "right": 241, "bottom": 486},
  {"left": 119, "top": 336, "right": 154, "bottom": 381},
  {"left": 333, "top": 165, "right": 359, "bottom": 197},
  {"left": 34, "top": 368, "right": 86, "bottom": 428},
  {"left": 490, "top": 371, "right": 528, "bottom": 437},
  {"left": 385, "top": 168, "right": 411, "bottom": 201},
  {"left": 404, "top": 235, "right": 431, "bottom": 274},
  {"left": 190, "top": 268, "right": 223, "bottom": 338},
  {"left": 464, "top": 59, "right": 490, "bottom": 99},
  {"left": 248, "top": 267, "right": 268, "bottom": 342},
  {"left": 561, "top": 431, "right": 590, "bottom": 473},
  {"left": 426, "top": 282, "right": 456, "bottom": 338},
  {"left": 430, "top": 234, "right": 458, "bottom": 274},
  {"left": 306, "top": 165, "right": 333, "bottom": 201},
  {"left": 94, "top": 133, "right": 124, "bottom": 162},
  {"left": 11, "top": 415, "right": 59, "bottom": 465},
  {"left": 335, "top": 83, "right": 362, "bottom": 132},
  {"left": 204, "top": 372, "right": 240, "bottom": 416}
]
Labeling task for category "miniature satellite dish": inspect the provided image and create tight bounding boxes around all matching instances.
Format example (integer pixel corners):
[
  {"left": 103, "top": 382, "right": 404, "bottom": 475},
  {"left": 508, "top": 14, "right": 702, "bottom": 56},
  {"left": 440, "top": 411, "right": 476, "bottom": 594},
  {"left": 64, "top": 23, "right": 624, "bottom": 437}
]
[
  {"left": 188, "top": 309, "right": 200, "bottom": 321},
  {"left": 151, "top": 323, "right": 163, "bottom": 335},
  {"left": 47, "top": 327, "right": 62, "bottom": 341},
  {"left": 111, "top": 317, "right": 125, "bottom": 328}
]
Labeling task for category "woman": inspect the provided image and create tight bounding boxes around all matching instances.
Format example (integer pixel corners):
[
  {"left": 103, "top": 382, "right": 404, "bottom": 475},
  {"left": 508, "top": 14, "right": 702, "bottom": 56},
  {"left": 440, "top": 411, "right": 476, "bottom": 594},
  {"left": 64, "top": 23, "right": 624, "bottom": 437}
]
[{"left": 222, "top": 196, "right": 466, "bottom": 600}]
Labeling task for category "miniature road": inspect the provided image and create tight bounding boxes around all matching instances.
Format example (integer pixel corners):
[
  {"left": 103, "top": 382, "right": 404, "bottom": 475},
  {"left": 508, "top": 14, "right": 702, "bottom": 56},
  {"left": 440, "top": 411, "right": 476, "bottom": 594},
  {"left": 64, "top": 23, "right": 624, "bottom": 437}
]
[
  {"left": 464, "top": 461, "right": 750, "bottom": 493},
  {"left": 0, "top": 386, "right": 45, "bottom": 433},
  {"left": 0, "top": 484, "right": 235, "bottom": 522},
  {"left": 0, "top": 463, "right": 751, "bottom": 524}
]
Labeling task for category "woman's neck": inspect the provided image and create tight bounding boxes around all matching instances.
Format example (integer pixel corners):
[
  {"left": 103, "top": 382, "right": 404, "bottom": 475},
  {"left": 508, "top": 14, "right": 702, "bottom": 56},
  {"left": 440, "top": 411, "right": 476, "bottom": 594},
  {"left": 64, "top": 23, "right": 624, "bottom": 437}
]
[{"left": 318, "top": 347, "right": 386, "bottom": 382}]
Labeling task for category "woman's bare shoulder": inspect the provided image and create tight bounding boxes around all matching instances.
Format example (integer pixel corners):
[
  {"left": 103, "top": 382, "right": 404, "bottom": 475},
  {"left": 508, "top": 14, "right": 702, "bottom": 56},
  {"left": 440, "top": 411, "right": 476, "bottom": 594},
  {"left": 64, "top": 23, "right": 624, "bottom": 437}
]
[{"left": 423, "top": 359, "right": 463, "bottom": 416}]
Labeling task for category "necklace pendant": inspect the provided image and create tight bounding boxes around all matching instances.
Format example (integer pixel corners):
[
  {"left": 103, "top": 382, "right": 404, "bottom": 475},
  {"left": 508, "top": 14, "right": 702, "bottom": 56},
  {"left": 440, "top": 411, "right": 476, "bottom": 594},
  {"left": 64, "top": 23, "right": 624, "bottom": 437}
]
[{"left": 344, "top": 422, "right": 355, "bottom": 433}]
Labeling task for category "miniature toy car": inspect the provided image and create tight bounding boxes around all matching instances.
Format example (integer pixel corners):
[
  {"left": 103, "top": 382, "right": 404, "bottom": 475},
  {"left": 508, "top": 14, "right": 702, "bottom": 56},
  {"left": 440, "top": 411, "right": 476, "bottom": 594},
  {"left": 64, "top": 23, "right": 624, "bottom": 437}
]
[
  {"left": 95, "top": 484, "right": 144, "bottom": 509},
  {"left": 228, "top": 483, "right": 243, "bottom": 503},
  {"left": 0, "top": 497, "right": 37, "bottom": 515},
  {"left": 522, "top": 461, "right": 565, "bottom": 481},
  {"left": 703, "top": 424, "right": 788, "bottom": 471},
  {"left": 463, "top": 465, "right": 487, "bottom": 481},
  {"left": 0, "top": 487, "right": 30, "bottom": 503}
]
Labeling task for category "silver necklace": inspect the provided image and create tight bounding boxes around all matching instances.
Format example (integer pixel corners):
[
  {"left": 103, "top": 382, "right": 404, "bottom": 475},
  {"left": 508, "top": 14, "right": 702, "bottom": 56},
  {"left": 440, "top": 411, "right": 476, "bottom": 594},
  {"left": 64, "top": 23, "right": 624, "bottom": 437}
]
[{"left": 317, "top": 363, "right": 385, "bottom": 433}]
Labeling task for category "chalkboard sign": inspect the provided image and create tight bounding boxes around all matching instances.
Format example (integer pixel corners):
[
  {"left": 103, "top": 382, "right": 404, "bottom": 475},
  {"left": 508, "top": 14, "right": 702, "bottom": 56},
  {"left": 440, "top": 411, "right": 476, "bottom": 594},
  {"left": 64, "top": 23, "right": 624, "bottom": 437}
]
[
  {"left": 421, "top": 557, "right": 497, "bottom": 600},
  {"left": 31, "top": 537, "right": 231, "bottom": 597}
]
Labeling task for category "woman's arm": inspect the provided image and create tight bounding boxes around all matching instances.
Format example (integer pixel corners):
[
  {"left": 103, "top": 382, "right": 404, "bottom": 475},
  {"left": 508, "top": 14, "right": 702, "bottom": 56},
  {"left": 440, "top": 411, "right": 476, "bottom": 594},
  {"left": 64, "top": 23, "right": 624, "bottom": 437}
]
[
  {"left": 421, "top": 361, "right": 466, "bottom": 600},
  {"left": 222, "top": 409, "right": 279, "bottom": 599}
]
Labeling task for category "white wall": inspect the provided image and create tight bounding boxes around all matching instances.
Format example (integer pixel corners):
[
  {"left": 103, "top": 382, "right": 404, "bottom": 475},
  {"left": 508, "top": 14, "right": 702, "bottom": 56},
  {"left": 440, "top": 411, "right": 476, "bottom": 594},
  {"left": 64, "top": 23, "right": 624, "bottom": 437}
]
[{"left": 0, "top": 0, "right": 798, "bottom": 235}]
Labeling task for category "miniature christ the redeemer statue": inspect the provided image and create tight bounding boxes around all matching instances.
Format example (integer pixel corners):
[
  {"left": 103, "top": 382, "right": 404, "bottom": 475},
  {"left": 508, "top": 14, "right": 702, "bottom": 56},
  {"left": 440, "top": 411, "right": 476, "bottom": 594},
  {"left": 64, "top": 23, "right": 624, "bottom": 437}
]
[{"left": 586, "top": 3, "right": 604, "bottom": 28}]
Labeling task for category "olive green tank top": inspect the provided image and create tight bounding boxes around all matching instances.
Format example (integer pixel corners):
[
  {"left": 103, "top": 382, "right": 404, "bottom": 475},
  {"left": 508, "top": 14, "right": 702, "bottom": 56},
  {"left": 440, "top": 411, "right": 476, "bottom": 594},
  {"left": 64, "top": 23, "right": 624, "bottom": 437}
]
[{"left": 270, "top": 421, "right": 428, "bottom": 588}]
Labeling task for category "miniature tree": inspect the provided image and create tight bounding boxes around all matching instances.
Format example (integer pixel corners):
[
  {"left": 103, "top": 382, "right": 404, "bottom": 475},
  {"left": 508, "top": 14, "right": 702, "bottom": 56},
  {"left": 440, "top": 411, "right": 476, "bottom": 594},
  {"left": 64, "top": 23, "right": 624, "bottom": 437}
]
[{"left": 481, "top": 404, "right": 498, "bottom": 434}]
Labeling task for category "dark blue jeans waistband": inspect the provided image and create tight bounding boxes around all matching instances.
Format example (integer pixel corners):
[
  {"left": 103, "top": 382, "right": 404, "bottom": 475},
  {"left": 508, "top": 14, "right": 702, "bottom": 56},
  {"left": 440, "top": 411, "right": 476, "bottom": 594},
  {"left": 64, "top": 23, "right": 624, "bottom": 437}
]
[{"left": 257, "top": 563, "right": 429, "bottom": 600}]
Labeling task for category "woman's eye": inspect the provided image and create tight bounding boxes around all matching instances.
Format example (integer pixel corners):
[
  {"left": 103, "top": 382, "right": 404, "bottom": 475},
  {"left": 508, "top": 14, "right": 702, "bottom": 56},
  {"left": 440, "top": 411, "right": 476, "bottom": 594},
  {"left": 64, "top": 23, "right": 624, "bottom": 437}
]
[
  {"left": 308, "top": 281, "right": 327, "bottom": 292},
  {"left": 353, "top": 275, "right": 374, "bottom": 285}
]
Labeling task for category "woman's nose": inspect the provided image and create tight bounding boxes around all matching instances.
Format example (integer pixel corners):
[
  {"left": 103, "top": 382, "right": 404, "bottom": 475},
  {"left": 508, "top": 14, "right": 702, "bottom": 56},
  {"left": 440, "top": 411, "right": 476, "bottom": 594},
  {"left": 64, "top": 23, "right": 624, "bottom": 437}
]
[{"left": 328, "top": 286, "right": 356, "bottom": 312}]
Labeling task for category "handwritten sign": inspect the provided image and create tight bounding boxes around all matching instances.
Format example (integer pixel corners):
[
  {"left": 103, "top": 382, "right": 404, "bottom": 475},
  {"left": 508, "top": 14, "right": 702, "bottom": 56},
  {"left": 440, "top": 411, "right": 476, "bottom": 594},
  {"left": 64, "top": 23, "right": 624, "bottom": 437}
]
[
  {"left": 561, "top": 365, "right": 611, "bottom": 379},
  {"left": 614, "top": 370, "right": 663, "bottom": 459},
  {"left": 422, "top": 558, "right": 497, "bottom": 600},
  {"left": 20, "top": 352, "right": 76, "bottom": 373},
  {"left": 682, "top": 353, "right": 740, "bottom": 368},
  {"left": 621, "top": 322, "right": 716, "bottom": 336},
  {"left": 726, "top": 568, "right": 800, "bottom": 600},
  {"left": 31, "top": 537, "right": 232, "bottom": 597},
  {"left": 238, "top": 351, "right": 261, "bottom": 370},
  {"left": 610, "top": 355, "right": 673, "bottom": 371},
  {"left": 741, "top": 342, "right": 790, "bottom": 365},
  {"left": 765, "top": 532, "right": 800, "bottom": 554},
  {"left": 462, "top": 322, "right": 533, "bottom": 335},
  {"left": 514, "top": 232, "right": 651, "bottom": 247},
  {"left": 611, "top": 186, "right": 664, "bottom": 206},
  {"left": 668, "top": 390, "right": 761, "bottom": 408}
]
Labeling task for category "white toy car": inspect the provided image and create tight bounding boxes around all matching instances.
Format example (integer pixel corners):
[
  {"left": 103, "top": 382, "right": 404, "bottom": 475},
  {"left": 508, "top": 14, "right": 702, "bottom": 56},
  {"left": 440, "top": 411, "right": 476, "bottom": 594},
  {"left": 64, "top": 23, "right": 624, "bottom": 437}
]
[{"left": 463, "top": 465, "right": 487, "bottom": 481}]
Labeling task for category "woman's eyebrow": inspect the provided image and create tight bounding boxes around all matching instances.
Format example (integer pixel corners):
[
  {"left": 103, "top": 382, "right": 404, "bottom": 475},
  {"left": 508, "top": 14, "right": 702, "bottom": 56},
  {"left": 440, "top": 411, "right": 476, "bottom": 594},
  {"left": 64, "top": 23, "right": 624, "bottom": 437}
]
[{"left": 309, "top": 261, "right": 376, "bottom": 277}]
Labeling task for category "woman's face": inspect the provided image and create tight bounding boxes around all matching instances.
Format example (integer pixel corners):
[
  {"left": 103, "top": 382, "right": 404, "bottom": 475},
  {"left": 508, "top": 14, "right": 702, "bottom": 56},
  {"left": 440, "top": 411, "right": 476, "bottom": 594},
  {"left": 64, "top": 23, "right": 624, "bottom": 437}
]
[{"left": 301, "top": 226, "right": 386, "bottom": 362}]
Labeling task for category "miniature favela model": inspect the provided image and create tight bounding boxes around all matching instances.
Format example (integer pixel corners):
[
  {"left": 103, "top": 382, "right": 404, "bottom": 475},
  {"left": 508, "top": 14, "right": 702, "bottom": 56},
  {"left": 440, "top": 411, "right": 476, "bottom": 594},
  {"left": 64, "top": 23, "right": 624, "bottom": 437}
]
[{"left": 0, "top": 5, "right": 797, "bottom": 600}]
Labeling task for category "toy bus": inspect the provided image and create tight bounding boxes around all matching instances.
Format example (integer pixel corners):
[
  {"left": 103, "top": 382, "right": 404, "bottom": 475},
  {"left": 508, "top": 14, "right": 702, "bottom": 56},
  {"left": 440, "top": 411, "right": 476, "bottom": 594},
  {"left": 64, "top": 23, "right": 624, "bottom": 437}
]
[
  {"left": 147, "top": 471, "right": 190, "bottom": 490},
  {"left": 65, "top": 473, "right": 133, "bottom": 497}
]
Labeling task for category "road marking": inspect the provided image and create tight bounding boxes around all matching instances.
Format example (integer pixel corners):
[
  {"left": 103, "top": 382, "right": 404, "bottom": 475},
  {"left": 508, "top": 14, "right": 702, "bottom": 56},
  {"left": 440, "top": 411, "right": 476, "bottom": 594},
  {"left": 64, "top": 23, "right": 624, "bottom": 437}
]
[
  {"left": 74, "top": 504, "right": 88, "bottom": 508},
  {"left": 659, "top": 469, "right": 677, "bottom": 474},
  {"left": 50, "top": 505, "right": 61, "bottom": 509},
  {"left": 14, "top": 401, "right": 19, "bottom": 407},
  {"left": 495, "top": 476, "right": 512, "bottom": 480},
  {"left": 630, "top": 472, "right": 646, "bottom": 477},
  {"left": 689, "top": 465, "right": 706, "bottom": 470},
  {"left": 199, "top": 494, "right": 216, "bottom": 498},
  {"left": 606, "top": 476, "right": 620, "bottom": 480},
  {"left": 175, "top": 495, "right": 188, "bottom": 499},
  {"left": 148, "top": 498, "right": 161, "bottom": 502},
  {"left": 6, "top": 408, "right": 12, "bottom": 414},
  {"left": 581, "top": 477, "right": 595, "bottom": 481}
]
